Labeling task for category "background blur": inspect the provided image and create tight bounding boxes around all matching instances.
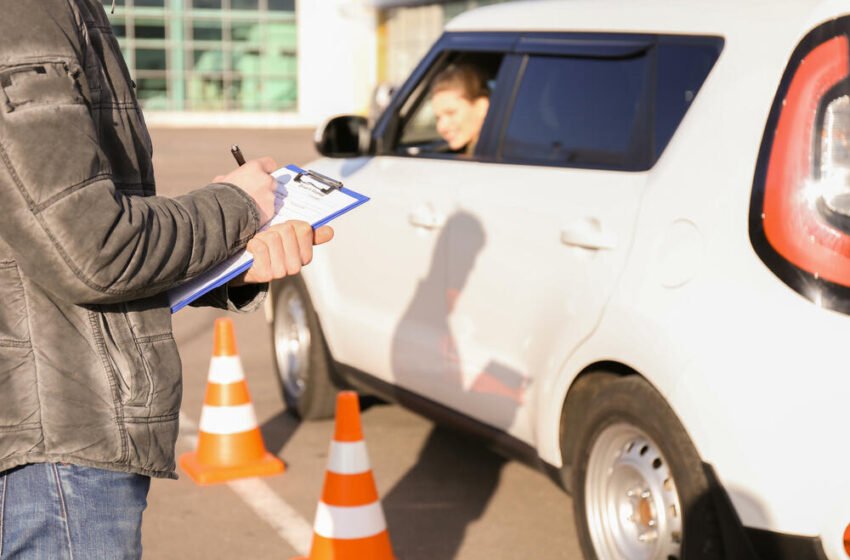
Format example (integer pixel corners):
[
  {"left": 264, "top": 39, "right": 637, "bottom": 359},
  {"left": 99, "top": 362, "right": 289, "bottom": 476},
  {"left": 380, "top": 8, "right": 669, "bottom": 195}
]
[{"left": 103, "top": 0, "right": 512, "bottom": 127}]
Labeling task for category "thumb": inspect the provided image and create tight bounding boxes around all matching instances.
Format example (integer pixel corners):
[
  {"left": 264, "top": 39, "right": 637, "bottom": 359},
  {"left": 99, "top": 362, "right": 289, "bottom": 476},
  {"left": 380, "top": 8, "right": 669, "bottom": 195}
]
[{"left": 313, "top": 226, "right": 334, "bottom": 245}]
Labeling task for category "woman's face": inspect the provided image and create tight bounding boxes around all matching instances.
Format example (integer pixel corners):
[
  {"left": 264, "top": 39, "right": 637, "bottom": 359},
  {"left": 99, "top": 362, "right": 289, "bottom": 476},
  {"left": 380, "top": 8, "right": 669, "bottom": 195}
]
[{"left": 431, "top": 87, "right": 490, "bottom": 151}]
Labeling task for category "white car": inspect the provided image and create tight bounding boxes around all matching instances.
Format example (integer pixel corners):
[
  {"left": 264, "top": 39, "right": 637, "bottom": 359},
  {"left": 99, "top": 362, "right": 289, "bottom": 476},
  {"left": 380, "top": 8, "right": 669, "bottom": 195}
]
[{"left": 269, "top": 1, "right": 850, "bottom": 558}]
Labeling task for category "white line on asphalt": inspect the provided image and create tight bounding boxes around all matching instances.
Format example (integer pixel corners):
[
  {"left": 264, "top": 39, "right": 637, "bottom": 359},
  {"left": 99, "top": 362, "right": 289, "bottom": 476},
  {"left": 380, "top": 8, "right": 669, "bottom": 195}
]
[{"left": 179, "top": 412, "right": 314, "bottom": 556}]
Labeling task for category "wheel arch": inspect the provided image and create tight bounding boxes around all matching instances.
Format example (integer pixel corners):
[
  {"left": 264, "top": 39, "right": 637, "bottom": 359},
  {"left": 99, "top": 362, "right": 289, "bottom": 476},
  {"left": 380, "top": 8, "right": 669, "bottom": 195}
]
[{"left": 558, "top": 361, "right": 650, "bottom": 493}]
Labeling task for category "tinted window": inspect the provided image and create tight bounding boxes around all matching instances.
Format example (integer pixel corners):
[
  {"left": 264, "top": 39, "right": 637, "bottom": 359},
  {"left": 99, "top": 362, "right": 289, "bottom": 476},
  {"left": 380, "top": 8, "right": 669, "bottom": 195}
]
[
  {"left": 502, "top": 54, "right": 650, "bottom": 169},
  {"left": 654, "top": 39, "right": 723, "bottom": 160}
]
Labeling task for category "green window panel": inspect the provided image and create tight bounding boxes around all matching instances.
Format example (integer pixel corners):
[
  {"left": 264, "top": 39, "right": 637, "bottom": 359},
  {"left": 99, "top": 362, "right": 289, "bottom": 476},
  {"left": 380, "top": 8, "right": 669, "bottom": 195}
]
[
  {"left": 135, "top": 76, "right": 168, "bottom": 109},
  {"left": 104, "top": 3, "right": 297, "bottom": 112},
  {"left": 192, "top": 0, "right": 222, "bottom": 8},
  {"left": 268, "top": 0, "right": 294, "bottom": 10},
  {"left": 231, "top": 0, "right": 259, "bottom": 10},
  {"left": 134, "top": 17, "right": 166, "bottom": 39},
  {"left": 192, "top": 20, "right": 223, "bottom": 41},
  {"left": 136, "top": 48, "right": 167, "bottom": 71},
  {"left": 187, "top": 76, "right": 226, "bottom": 110},
  {"left": 192, "top": 49, "right": 224, "bottom": 71},
  {"left": 230, "top": 21, "right": 260, "bottom": 43},
  {"left": 111, "top": 18, "right": 127, "bottom": 37}
]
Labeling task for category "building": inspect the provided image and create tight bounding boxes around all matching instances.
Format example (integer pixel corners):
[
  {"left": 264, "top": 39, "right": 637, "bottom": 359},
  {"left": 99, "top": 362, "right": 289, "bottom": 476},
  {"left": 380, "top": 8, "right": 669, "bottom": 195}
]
[{"left": 105, "top": 0, "right": 513, "bottom": 127}]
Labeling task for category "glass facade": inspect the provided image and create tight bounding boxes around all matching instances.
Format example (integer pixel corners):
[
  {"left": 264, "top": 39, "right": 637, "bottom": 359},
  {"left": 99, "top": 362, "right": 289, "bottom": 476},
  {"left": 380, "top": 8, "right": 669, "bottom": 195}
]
[{"left": 103, "top": 0, "right": 297, "bottom": 111}]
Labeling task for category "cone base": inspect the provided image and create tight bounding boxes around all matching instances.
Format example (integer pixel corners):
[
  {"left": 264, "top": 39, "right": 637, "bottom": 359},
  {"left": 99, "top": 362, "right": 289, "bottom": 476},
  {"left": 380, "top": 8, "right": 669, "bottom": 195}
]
[
  {"left": 179, "top": 450, "right": 285, "bottom": 485},
  {"left": 291, "top": 531, "right": 395, "bottom": 560}
]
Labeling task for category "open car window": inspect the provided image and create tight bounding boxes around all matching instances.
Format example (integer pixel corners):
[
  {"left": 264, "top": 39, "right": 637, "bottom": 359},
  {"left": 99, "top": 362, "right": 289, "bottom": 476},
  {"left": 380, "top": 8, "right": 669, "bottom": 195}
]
[{"left": 394, "top": 52, "right": 505, "bottom": 158}]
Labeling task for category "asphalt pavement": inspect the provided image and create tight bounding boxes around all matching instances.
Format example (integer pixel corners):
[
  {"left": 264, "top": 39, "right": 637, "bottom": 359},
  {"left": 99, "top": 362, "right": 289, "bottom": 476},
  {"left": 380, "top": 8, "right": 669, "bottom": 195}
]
[{"left": 142, "top": 127, "right": 581, "bottom": 560}]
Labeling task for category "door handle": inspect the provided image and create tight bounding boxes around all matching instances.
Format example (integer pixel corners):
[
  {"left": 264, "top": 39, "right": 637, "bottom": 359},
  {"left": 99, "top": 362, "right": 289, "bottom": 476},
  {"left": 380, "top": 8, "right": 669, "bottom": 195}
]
[
  {"left": 560, "top": 220, "right": 617, "bottom": 250},
  {"left": 408, "top": 206, "right": 445, "bottom": 230}
]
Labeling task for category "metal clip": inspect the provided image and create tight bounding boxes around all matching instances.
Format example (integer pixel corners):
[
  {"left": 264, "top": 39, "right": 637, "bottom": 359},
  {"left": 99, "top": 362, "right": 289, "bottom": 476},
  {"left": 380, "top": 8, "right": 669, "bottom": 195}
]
[{"left": 294, "top": 169, "right": 343, "bottom": 194}]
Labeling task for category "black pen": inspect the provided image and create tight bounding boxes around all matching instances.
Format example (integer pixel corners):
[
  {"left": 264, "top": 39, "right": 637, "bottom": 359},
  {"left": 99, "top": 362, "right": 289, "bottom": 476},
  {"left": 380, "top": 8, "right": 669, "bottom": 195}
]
[{"left": 230, "top": 144, "right": 246, "bottom": 166}]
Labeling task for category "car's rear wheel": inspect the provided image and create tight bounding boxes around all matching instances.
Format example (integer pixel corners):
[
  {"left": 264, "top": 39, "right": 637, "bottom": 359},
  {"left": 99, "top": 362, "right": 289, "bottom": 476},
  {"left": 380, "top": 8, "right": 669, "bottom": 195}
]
[
  {"left": 570, "top": 375, "right": 722, "bottom": 560},
  {"left": 271, "top": 275, "right": 337, "bottom": 420}
]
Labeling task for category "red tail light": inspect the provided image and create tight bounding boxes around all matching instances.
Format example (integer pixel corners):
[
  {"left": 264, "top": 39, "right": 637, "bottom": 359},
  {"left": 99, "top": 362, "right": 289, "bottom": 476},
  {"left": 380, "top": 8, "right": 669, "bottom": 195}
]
[
  {"left": 751, "top": 22, "right": 850, "bottom": 311},
  {"left": 844, "top": 522, "right": 850, "bottom": 557}
]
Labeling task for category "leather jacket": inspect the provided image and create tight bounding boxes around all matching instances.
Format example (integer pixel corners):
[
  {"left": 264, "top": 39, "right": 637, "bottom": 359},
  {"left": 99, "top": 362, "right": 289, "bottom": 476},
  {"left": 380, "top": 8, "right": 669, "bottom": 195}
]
[{"left": 0, "top": 0, "right": 264, "bottom": 478}]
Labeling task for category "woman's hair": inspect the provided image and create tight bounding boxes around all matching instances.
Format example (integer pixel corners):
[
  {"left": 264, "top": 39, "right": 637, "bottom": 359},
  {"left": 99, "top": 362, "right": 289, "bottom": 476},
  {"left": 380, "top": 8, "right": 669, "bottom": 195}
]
[{"left": 430, "top": 63, "right": 490, "bottom": 100}]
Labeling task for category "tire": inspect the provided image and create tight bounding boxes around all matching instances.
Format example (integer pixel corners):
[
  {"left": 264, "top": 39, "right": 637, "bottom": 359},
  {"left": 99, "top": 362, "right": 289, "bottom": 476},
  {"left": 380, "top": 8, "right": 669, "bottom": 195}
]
[
  {"left": 569, "top": 375, "right": 723, "bottom": 560},
  {"left": 270, "top": 275, "right": 337, "bottom": 420}
]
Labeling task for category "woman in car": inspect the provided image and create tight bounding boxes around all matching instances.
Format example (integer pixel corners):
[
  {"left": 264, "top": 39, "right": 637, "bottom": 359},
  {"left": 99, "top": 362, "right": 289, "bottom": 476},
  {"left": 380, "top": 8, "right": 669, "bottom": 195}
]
[{"left": 430, "top": 63, "right": 491, "bottom": 156}]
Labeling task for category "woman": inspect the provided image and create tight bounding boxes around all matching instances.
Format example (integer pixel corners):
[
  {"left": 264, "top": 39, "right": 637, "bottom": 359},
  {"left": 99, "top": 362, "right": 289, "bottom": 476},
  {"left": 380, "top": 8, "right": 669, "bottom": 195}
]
[{"left": 430, "top": 63, "right": 491, "bottom": 156}]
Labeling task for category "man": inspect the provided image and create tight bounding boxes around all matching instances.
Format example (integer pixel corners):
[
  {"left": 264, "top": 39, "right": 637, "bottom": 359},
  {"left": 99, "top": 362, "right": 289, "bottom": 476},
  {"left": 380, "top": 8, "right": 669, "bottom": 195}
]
[{"left": 0, "top": 1, "right": 332, "bottom": 557}]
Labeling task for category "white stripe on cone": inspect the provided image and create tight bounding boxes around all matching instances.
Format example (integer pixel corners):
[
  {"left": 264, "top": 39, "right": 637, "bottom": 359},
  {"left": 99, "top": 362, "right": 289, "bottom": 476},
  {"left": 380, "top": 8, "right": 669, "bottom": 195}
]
[
  {"left": 207, "top": 356, "right": 245, "bottom": 384},
  {"left": 327, "top": 441, "right": 371, "bottom": 475},
  {"left": 199, "top": 404, "right": 258, "bottom": 434},
  {"left": 313, "top": 502, "right": 387, "bottom": 540}
]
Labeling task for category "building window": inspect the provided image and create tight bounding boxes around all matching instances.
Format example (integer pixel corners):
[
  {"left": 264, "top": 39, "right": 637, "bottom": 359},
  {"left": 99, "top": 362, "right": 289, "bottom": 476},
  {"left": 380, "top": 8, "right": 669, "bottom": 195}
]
[
  {"left": 378, "top": 0, "right": 513, "bottom": 86},
  {"left": 104, "top": 0, "right": 296, "bottom": 112}
]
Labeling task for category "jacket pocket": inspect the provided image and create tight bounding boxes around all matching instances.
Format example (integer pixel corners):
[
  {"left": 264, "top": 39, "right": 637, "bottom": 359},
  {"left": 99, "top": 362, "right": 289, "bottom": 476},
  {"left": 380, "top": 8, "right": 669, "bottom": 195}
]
[
  {"left": 0, "top": 260, "right": 30, "bottom": 345},
  {"left": 98, "top": 307, "right": 150, "bottom": 408},
  {"left": 96, "top": 294, "right": 181, "bottom": 412},
  {"left": 122, "top": 295, "right": 182, "bottom": 416},
  {"left": 0, "top": 60, "right": 85, "bottom": 113}
]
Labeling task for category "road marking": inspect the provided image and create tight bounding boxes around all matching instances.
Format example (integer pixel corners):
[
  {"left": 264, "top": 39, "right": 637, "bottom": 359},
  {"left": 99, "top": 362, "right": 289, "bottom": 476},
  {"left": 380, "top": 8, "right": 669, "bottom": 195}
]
[{"left": 179, "top": 412, "right": 314, "bottom": 556}]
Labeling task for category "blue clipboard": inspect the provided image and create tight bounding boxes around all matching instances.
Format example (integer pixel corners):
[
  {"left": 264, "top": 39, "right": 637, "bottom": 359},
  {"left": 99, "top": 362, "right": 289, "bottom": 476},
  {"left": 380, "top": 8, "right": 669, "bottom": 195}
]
[{"left": 168, "top": 165, "right": 368, "bottom": 313}]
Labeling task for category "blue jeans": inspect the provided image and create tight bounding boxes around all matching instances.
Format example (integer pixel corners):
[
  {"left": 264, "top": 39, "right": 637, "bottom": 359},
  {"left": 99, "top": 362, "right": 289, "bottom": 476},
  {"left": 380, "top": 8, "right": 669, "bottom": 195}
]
[{"left": 0, "top": 463, "right": 150, "bottom": 560}]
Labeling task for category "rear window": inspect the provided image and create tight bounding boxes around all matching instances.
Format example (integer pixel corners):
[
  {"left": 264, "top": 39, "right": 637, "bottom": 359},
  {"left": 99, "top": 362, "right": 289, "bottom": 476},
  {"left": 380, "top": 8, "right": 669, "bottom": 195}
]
[
  {"left": 498, "top": 35, "right": 723, "bottom": 171},
  {"left": 502, "top": 54, "right": 650, "bottom": 168},
  {"left": 654, "top": 38, "right": 725, "bottom": 162}
]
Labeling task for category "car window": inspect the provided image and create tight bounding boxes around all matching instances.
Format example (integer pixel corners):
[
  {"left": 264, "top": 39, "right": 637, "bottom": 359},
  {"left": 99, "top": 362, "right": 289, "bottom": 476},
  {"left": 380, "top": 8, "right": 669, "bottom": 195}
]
[
  {"left": 395, "top": 52, "right": 505, "bottom": 158},
  {"left": 501, "top": 54, "right": 651, "bottom": 169},
  {"left": 382, "top": 34, "right": 721, "bottom": 169},
  {"left": 654, "top": 39, "right": 724, "bottom": 161}
]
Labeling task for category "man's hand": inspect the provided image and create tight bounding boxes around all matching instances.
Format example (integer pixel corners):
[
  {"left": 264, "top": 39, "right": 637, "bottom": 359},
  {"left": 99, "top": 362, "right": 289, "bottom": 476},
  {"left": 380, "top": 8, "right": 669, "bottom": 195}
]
[
  {"left": 212, "top": 157, "right": 279, "bottom": 224},
  {"left": 231, "top": 221, "right": 335, "bottom": 285}
]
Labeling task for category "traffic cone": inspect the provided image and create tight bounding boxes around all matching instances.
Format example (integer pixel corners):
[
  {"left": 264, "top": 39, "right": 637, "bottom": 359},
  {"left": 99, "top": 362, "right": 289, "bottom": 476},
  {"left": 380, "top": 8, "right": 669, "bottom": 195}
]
[
  {"left": 179, "top": 317, "right": 285, "bottom": 485},
  {"left": 294, "top": 391, "right": 395, "bottom": 559}
]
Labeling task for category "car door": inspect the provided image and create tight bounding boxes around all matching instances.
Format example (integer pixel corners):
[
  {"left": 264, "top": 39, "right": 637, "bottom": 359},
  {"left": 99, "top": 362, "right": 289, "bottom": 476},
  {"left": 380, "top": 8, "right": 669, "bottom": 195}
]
[
  {"left": 306, "top": 154, "right": 459, "bottom": 388},
  {"left": 442, "top": 38, "right": 657, "bottom": 440},
  {"left": 305, "top": 36, "right": 514, "bottom": 393}
]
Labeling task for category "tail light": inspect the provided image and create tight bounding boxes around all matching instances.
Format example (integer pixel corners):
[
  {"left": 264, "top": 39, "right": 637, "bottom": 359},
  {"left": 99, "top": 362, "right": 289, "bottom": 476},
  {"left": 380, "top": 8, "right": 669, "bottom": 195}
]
[
  {"left": 844, "top": 522, "right": 850, "bottom": 557},
  {"left": 750, "top": 21, "right": 850, "bottom": 311}
]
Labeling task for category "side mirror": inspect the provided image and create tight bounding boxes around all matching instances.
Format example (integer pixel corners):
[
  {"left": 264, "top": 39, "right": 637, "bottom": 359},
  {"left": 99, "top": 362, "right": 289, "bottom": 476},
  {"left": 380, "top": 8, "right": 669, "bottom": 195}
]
[{"left": 314, "top": 115, "right": 372, "bottom": 158}]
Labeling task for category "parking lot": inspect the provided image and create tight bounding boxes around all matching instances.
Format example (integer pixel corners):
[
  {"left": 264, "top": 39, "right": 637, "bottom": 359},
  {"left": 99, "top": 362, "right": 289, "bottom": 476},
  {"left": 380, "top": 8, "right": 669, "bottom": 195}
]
[{"left": 143, "top": 127, "right": 581, "bottom": 559}]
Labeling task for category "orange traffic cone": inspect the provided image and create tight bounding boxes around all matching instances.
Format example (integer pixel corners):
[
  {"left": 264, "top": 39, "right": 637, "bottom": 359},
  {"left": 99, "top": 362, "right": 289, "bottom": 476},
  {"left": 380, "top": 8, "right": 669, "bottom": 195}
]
[
  {"left": 179, "top": 317, "right": 285, "bottom": 485},
  {"left": 294, "top": 391, "right": 395, "bottom": 559}
]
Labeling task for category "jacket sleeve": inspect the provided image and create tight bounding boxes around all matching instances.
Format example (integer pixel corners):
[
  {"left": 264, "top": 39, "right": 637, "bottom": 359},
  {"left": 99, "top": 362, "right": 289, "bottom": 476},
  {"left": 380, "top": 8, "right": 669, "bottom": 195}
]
[
  {"left": 192, "top": 283, "right": 269, "bottom": 312},
  {"left": 0, "top": 66, "right": 260, "bottom": 305}
]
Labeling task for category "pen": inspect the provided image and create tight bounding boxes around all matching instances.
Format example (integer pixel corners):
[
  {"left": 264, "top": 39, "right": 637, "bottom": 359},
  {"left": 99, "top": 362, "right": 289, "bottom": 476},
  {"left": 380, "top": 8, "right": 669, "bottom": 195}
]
[{"left": 230, "top": 144, "right": 246, "bottom": 166}]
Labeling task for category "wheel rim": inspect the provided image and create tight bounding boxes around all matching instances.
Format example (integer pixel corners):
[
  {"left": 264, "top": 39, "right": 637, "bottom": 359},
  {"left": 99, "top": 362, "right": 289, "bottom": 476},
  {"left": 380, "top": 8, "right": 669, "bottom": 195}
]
[
  {"left": 585, "top": 422, "right": 683, "bottom": 560},
  {"left": 273, "top": 284, "right": 311, "bottom": 401}
]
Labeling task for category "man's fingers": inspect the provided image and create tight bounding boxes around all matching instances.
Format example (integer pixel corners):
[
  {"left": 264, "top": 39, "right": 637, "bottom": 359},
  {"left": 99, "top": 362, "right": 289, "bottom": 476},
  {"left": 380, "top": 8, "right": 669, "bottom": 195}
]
[
  {"left": 236, "top": 219, "right": 334, "bottom": 285},
  {"left": 278, "top": 224, "right": 304, "bottom": 275},
  {"left": 263, "top": 230, "right": 287, "bottom": 278},
  {"left": 245, "top": 238, "right": 270, "bottom": 281},
  {"left": 313, "top": 226, "right": 334, "bottom": 246},
  {"left": 290, "top": 221, "right": 315, "bottom": 264}
]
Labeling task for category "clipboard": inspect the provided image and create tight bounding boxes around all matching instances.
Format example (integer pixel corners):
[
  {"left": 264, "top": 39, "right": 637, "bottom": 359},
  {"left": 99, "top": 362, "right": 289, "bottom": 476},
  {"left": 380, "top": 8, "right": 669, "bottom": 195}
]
[{"left": 168, "top": 164, "right": 368, "bottom": 313}]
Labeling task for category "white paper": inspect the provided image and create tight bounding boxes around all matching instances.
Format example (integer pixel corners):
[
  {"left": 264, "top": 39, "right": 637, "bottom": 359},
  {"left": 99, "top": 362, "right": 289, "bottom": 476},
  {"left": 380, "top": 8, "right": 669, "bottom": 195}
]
[{"left": 168, "top": 166, "right": 365, "bottom": 312}]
